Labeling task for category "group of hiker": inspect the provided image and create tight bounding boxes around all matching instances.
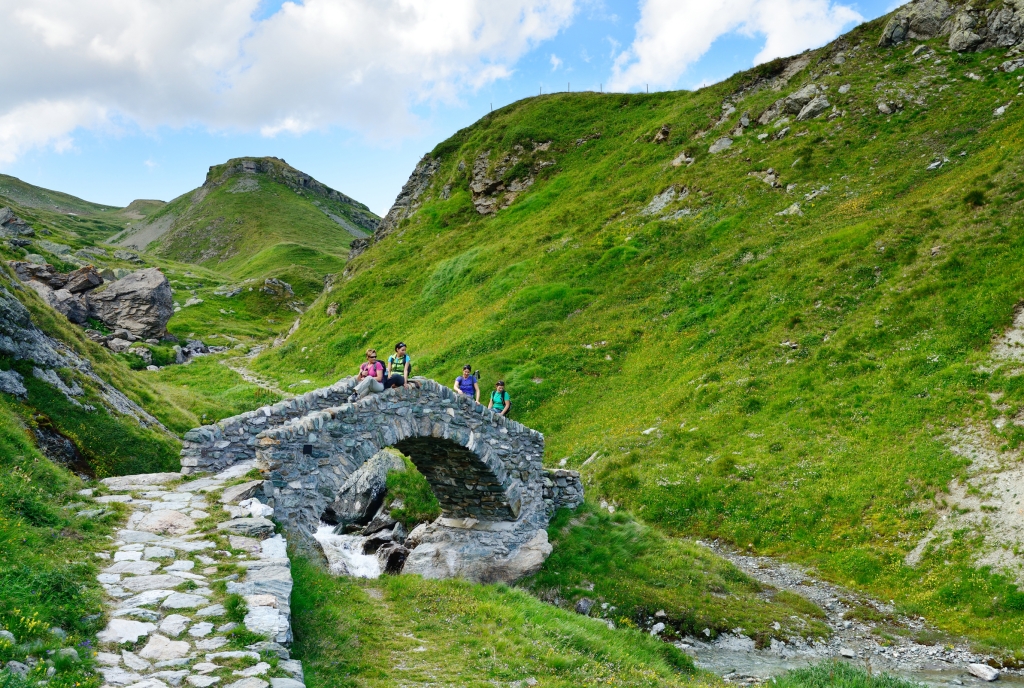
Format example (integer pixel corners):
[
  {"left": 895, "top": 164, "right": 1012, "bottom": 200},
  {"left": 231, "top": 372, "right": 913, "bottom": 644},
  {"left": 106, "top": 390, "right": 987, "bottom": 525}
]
[{"left": 351, "top": 342, "right": 511, "bottom": 416}]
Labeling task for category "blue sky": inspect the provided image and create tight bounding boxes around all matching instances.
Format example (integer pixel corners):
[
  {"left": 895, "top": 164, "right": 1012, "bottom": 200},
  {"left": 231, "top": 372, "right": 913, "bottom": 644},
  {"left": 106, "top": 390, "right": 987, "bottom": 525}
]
[{"left": 0, "top": 0, "right": 896, "bottom": 216}]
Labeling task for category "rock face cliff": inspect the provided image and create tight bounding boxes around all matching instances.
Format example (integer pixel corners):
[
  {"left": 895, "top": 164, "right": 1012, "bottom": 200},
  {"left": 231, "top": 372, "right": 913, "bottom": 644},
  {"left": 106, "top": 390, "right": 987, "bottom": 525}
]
[
  {"left": 349, "top": 155, "right": 439, "bottom": 258},
  {"left": 880, "top": 0, "right": 1024, "bottom": 53}
]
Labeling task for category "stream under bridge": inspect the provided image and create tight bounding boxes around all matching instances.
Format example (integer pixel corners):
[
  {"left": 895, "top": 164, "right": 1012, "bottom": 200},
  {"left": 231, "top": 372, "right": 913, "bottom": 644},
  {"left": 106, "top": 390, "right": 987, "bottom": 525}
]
[{"left": 180, "top": 377, "right": 583, "bottom": 582}]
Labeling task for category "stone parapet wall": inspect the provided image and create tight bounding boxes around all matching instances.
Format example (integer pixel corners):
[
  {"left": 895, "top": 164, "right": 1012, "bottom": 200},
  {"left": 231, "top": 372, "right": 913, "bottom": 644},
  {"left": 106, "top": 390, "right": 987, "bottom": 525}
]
[{"left": 179, "top": 378, "right": 358, "bottom": 474}]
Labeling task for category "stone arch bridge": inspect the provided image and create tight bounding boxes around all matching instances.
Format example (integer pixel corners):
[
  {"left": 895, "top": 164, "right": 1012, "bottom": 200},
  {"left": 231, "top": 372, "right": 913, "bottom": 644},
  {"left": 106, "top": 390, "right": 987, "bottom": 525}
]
[{"left": 180, "top": 377, "right": 582, "bottom": 582}]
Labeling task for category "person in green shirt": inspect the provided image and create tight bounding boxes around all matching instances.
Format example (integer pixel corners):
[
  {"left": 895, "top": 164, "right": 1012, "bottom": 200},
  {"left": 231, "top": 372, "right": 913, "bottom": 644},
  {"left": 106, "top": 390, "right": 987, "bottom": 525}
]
[
  {"left": 488, "top": 380, "right": 510, "bottom": 416},
  {"left": 385, "top": 341, "right": 411, "bottom": 389}
]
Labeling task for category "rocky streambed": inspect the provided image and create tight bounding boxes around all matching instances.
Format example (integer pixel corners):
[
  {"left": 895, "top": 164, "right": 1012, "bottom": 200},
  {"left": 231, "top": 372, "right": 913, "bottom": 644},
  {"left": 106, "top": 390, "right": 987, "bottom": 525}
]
[{"left": 674, "top": 541, "right": 1021, "bottom": 686}]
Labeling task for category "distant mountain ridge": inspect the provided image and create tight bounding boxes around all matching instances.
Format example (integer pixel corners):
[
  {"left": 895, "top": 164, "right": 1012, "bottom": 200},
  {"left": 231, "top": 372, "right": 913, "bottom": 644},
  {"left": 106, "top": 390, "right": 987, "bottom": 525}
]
[{"left": 0, "top": 173, "right": 121, "bottom": 216}]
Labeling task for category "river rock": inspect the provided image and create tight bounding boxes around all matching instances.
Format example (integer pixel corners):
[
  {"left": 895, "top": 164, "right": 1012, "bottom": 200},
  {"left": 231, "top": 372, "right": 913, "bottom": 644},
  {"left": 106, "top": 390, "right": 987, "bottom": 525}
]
[
  {"left": 98, "top": 619, "right": 157, "bottom": 644},
  {"left": 138, "top": 634, "right": 190, "bottom": 661},
  {"left": 88, "top": 268, "right": 173, "bottom": 339},
  {"left": 137, "top": 510, "right": 195, "bottom": 536},
  {"left": 323, "top": 451, "right": 404, "bottom": 528},
  {"left": 967, "top": 663, "right": 1000, "bottom": 682},
  {"left": 375, "top": 543, "right": 409, "bottom": 575}
]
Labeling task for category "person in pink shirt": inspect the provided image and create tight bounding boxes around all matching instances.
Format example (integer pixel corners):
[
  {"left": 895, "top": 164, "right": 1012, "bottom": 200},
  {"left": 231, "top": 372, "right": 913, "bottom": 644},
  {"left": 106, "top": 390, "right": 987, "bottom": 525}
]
[{"left": 352, "top": 348, "right": 385, "bottom": 400}]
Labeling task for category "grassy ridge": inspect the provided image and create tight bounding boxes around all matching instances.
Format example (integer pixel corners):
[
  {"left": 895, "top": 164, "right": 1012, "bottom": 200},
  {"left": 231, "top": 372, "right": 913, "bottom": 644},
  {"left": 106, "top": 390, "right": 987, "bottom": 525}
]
[{"left": 252, "top": 19, "right": 1024, "bottom": 649}]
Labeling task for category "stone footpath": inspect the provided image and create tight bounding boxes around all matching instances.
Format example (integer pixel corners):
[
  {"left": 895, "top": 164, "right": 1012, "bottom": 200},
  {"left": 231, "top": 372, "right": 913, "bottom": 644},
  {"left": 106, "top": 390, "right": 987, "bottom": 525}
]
[{"left": 87, "top": 460, "right": 304, "bottom": 688}]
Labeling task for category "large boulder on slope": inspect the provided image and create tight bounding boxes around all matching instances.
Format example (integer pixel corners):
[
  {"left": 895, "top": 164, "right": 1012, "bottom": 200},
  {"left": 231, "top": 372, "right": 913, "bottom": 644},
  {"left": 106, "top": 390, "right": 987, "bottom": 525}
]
[{"left": 88, "top": 268, "right": 173, "bottom": 339}]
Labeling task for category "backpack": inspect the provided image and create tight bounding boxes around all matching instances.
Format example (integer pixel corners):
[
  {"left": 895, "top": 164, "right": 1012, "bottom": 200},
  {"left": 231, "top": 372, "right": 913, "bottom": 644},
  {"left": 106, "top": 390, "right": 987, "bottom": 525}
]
[{"left": 391, "top": 354, "right": 411, "bottom": 377}]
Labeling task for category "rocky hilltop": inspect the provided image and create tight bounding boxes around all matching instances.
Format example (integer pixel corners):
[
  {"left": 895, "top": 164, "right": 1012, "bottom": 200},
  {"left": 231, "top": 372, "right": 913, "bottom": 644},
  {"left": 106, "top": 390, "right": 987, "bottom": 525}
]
[{"left": 115, "top": 157, "right": 379, "bottom": 275}]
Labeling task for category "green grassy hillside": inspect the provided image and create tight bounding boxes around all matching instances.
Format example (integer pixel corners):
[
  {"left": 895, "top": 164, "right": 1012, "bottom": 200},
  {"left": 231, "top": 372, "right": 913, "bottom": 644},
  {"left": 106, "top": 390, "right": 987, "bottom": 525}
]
[
  {"left": 250, "top": 14, "right": 1024, "bottom": 650},
  {"left": 118, "top": 157, "right": 378, "bottom": 278},
  {"left": 0, "top": 174, "right": 120, "bottom": 217}
]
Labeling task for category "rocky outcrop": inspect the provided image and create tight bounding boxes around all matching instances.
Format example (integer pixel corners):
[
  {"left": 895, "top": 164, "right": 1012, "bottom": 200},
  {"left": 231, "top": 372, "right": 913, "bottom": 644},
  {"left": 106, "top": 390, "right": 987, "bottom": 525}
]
[
  {"left": 878, "top": 0, "right": 953, "bottom": 46},
  {"left": 0, "top": 270, "right": 166, "bottom": 429},
  {"left": 9, "top": 261, "right": 105, "bottom": 325},
  {"left": 0, "top": 207, "right": 35, "bottom": 239},
  {"left": 88, "top": 268, "right": 173, "bottom": 339},
  {"left": 351, "top": 155, "right": 439, "bottom": 258},
  {"left": 758, "top": 84, "right": 821, "bottom": 125},
  {"left": 469, "top": 146, "right": 546, "bottom": 215},
  {"left": 878, "top": 0, "right": 1024, "bottom": 53}
]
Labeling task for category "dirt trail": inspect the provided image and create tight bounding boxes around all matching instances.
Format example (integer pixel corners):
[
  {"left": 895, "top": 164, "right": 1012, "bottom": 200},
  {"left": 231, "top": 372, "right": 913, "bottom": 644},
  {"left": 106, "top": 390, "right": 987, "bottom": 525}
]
[
  {"left": 219, "top": 345, "right": 293, "bottom": 398},
  {"left": 675, "top": 541, "right": 1023, "bottom": 686}
]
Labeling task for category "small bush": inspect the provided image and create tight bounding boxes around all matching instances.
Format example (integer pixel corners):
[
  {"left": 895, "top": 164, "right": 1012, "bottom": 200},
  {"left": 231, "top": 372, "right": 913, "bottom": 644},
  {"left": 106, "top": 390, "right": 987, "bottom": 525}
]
[{"left": 964, "top": 190, "right": 986, "bottom": 207}]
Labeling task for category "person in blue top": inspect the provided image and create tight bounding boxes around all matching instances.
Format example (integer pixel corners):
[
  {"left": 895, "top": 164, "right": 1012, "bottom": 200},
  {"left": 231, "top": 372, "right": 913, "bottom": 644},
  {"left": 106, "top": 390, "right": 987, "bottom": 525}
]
[
  {"left": 385, "top": 341, "right": 411, "bottom": 389},
  {"left": 453, "top": 364, "right": 479, "bottom": 402},
  {"left": 488, "top": 380, "right": 510, "bottom": 416}
]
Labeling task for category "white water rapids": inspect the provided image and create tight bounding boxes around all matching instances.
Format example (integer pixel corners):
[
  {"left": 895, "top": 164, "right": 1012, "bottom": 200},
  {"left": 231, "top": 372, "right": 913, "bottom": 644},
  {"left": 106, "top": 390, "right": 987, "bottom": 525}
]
[{"left": 314, "top": 522, "right": 381, "bottom": 578}]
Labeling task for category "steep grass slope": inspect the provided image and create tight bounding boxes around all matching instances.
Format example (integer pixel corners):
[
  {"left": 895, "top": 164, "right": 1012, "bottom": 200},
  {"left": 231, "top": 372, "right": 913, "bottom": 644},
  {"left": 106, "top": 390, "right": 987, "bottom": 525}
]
[
  {"left": 118, "top": 157, "right": 378, "bottom": 277},
  {"left": 253, "top": 12, "right": 1024, "bottom": 649}
]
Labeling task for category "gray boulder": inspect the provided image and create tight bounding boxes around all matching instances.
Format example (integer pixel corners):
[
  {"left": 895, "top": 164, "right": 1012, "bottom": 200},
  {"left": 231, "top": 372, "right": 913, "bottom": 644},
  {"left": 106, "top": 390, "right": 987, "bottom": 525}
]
[
  {"left": 375, "top": 543, "right": 410, "bottom": 575},
  {"left": 39, "top": 286, "right": 89, "bottom": 325},
  {"left": 708, "top": 137, "right": 733, "bottom": 154},
  {"left": 0, "top": 208, "right": 35, "bottom": 238},
  {"left": 0, "top": 370, "right": 25, "bottom": 398},
  {"left": 325, "top": 451, "right": 404, "bottom": 530},
  {"left": 797, "top": 95, "right": 830, "bottom": 121},
  {"left": 65, "top": 266, "right": 104, "bottom": 294},
  {"left": 783, "top": 84, "right": 820, "bottom": 115},
  {"left": 107, "top": 338, "right": 133, "bottom": 354},
  {"left": 3, "top": 661, "right": 29, "bottom": 677},
  {"left": 88, "top": 268, "right": 173, "bottom": 339}
]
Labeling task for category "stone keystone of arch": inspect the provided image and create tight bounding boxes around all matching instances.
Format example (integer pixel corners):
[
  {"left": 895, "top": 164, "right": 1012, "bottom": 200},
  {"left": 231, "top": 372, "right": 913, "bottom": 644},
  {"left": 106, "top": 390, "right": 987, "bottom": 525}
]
[{"left": 181, "top": 376, "right": 583, "bottom": 583}]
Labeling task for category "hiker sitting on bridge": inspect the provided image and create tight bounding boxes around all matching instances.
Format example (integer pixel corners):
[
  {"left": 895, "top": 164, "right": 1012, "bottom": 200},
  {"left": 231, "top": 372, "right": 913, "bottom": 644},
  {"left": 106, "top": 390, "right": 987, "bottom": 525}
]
[
  {"left": 352, "top": 348, "right": 385, "bottom": 400},
  {"left": 454, "top": 364, "right": 480, "bottom": 402},
  {"left": 488, "top": 380, "right": 510, "bottom": 416},
  {"left": 385, "top": 341, "right": 411, "bottom": 389}
]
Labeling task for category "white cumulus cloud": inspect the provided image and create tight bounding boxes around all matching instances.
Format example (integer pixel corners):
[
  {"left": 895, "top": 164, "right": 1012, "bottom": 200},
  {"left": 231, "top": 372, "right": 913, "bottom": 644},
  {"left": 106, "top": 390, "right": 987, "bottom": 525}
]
[
  {"left": 0, "top": 0, "right": 577, "bottom": 164},
  {"left": 609, "top": 0, "right": 862, "bottom": 92}
]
